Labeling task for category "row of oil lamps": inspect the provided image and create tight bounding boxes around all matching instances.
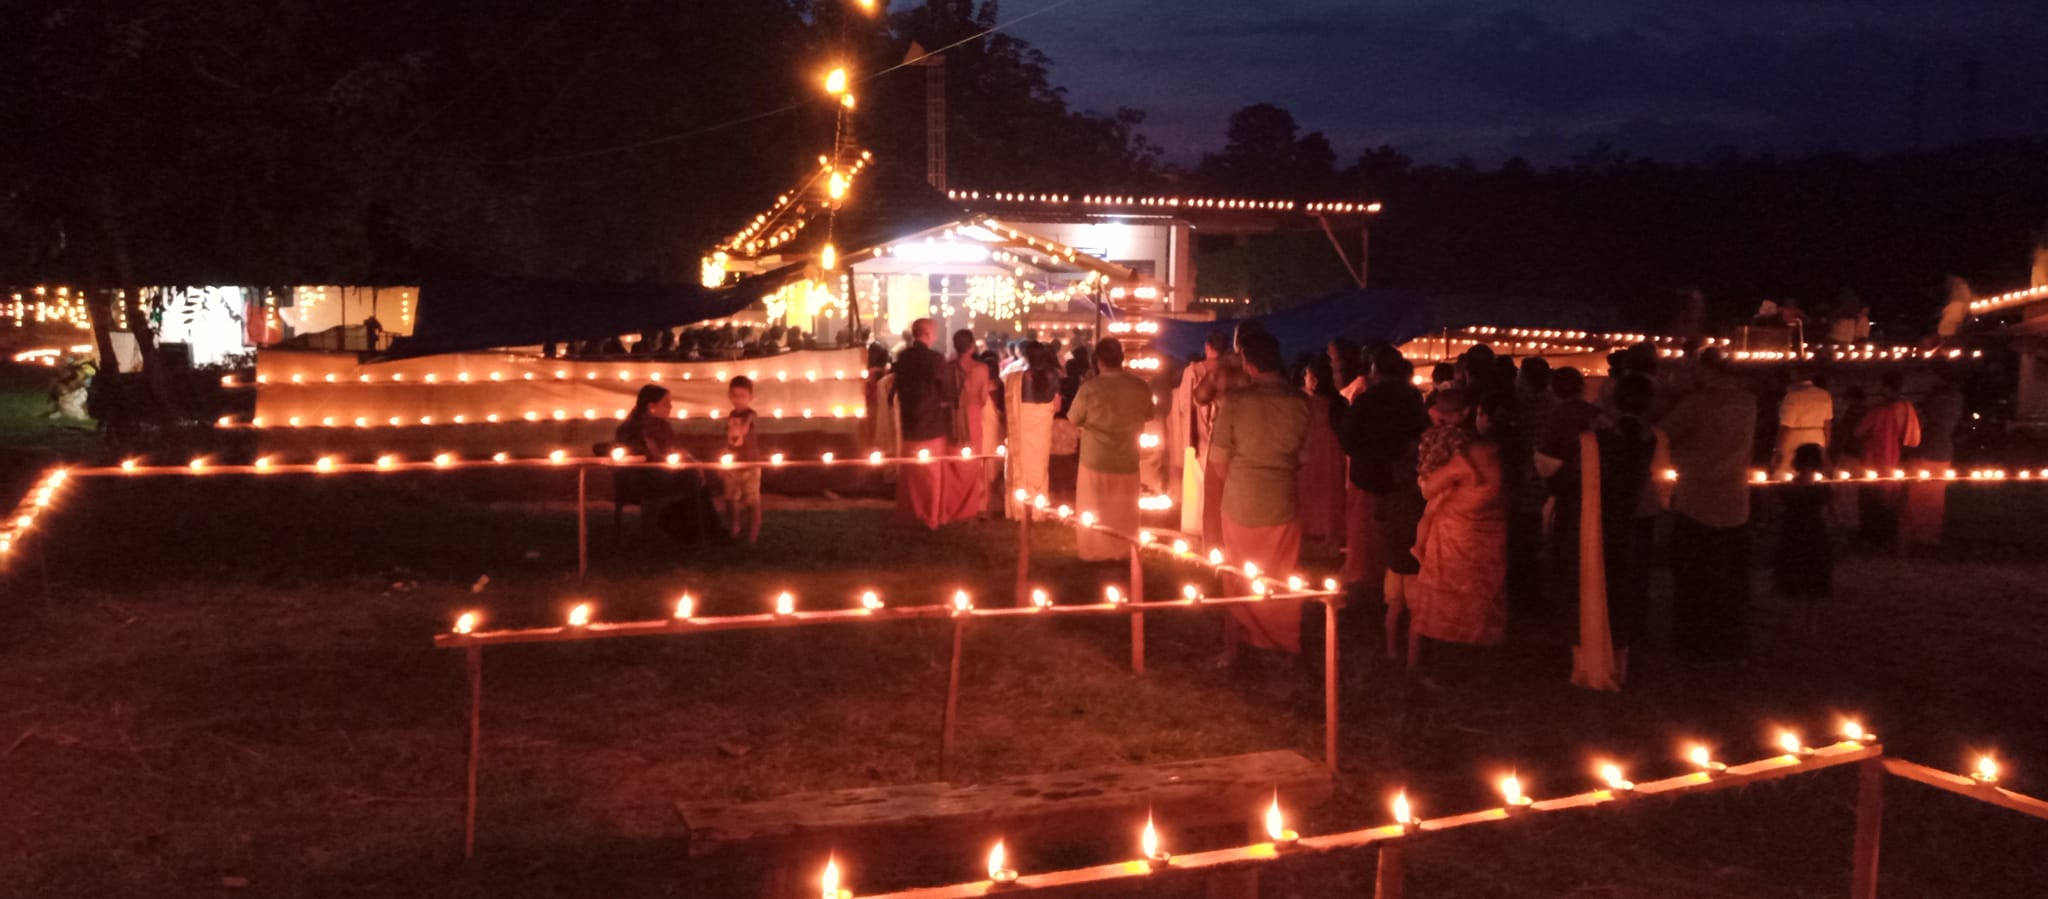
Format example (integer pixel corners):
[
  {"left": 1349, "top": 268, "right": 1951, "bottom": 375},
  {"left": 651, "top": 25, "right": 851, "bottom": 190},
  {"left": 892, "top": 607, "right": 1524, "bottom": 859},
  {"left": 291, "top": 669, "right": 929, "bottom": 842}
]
[{"left": 816, "top": 721, "right": 2006, "bottom": 897}]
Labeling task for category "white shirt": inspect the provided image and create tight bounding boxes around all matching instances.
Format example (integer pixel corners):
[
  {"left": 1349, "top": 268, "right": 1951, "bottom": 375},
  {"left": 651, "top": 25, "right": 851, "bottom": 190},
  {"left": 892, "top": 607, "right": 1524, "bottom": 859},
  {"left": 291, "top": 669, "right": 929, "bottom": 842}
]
[{"left": 1779, "top": 382, "right": 1833, "bottom": 433}]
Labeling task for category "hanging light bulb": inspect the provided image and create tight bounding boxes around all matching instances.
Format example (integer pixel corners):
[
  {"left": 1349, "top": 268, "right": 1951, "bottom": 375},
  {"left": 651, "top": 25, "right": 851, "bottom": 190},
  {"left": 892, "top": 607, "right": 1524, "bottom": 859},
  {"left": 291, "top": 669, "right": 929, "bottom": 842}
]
[
  {"left": 824, "top": 67, "right": 849, "bottom": 95},
  {"left": 820, "top": 243, "right": 838, "bottom": 271}
]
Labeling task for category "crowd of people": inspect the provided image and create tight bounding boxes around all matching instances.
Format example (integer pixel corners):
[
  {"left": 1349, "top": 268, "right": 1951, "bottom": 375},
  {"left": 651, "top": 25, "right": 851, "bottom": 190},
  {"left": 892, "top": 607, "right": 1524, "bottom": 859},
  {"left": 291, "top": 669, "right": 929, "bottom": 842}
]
[{"left": 609, "top": 311, "right": 1972, "bottom": 695}]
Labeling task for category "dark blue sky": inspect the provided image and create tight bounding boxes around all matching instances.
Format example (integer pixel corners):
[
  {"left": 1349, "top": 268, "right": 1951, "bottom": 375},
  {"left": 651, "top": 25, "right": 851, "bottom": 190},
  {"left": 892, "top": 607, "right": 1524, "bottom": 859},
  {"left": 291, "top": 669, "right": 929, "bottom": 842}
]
[{"left": 1008, "top": 0, "right": 2048, "bottom": 166}]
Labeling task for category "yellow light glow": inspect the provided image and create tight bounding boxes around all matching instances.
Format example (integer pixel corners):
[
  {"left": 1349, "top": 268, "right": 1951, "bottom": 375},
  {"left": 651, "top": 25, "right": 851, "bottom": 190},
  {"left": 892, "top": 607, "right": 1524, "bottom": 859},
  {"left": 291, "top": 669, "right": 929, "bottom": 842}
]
[
  {"left": 454, "top": 612, "right": 478, "bottom": 635},
  {"left": 1392, "top": 791, "right": 1413, "bottom": 824},
  {"left": 1977, "top": 755, "right": 2000, "bottom": 782},
  {"left": 567, "top": 602, "right": 593, "bottom": 627},
  {"left": 1105, "top": 585, "right": 1123, "bottom": 604},
  {"left": 1689, "top": 745, "right": 1713, "bottom": 768},
  {"left": 776, "top": 592, "right": 796, "bottom": 616},
  {"left": 1778, "top": 731, "right": 1804, "bottom": 756},
  {"left": 675, "top": 594, "right": 695, "bottom": 620},
  {"left": 820, "top": 243, "right": 838, "bottom": 271},
  {"left": 1141, "top": 814, "right": 1161, "bottom": 858},
  {"left": 316, "top": 457, "right": 336, "bottom": 472},
  {"left": 824, "top": 67, "right": 848, "bottom": 95},
  {"left": 1265, "top": 794, "right": 1287, "bottom": 841},
  {"left": 1031, "top": 588, "right": 1051, "bottom": 609},
  {"left": 821, "top": 857, "right": 841, "bottom": 899},
  {"left": 1599, "top": 763, "right": 1633, "bottom": 790},
  {"left": 987, "top": 840, "right": 1008, "bottom": 880},
  {"left": 1500, "top": 775, "right": 1524, "bottom": 805},
  {"left": 860, "top": 590, "right": 883, "bottom": 611}
]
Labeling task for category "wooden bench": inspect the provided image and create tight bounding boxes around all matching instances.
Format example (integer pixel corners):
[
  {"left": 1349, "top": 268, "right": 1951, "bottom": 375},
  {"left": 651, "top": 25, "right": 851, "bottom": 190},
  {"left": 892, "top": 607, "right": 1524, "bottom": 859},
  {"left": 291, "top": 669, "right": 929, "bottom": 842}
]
[{"left": 680, "top": 750, "right": 1332, "bottom": 894}]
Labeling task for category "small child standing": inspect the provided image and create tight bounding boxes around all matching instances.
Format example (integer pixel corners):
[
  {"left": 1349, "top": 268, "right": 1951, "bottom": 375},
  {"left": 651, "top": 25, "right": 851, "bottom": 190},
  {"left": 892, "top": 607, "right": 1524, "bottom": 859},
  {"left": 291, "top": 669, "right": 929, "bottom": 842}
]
[
  {"left": 1774, "top": 443, "right": 1834, "bottom": 636},
  {"left": 723, "top": 376, "right": 764, "bottom": 544}
]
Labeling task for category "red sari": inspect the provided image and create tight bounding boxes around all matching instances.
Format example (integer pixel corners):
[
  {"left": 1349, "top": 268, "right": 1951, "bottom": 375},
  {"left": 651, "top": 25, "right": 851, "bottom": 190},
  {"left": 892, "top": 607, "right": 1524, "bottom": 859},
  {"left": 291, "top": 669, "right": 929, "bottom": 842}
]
[{"left": 1411, "top": 442, "right": 1508, "bottom": 646}]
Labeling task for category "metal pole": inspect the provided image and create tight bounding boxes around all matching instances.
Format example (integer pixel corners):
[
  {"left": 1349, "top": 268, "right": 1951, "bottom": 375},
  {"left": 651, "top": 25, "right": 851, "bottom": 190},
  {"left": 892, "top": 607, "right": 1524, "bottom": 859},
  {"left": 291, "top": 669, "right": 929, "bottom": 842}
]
[
  {"left": 1015, "top": 508, "right": 1030, "bottom": 606},
  {"left": 940, "top": 617, "right": 965, "bottom": 781},
  {"left": 464, "top": 645, "right": 482, "bottom": 859},
  {"left": 1374, "top": 844, "right": 1405, "bottom": 899},
  {"left": 576, "top": 465, "right": 589, "bottom": 581},
  {"left": 1128, "top": 544, "right": 1145, "bottom": 675},
  {"left": 1324, "top": 598, "right": 1340, "bottom": 775},
  {"left": 1850, "top": 757, "right": 1884, "bottom": 899}
]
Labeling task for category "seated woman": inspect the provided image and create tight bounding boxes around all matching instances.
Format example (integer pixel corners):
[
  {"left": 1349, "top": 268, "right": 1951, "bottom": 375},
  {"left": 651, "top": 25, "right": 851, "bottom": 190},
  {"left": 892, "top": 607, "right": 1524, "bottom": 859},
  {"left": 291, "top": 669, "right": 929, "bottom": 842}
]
[{"left": 616, "top": 384, "right": 718, "bottom": 543}]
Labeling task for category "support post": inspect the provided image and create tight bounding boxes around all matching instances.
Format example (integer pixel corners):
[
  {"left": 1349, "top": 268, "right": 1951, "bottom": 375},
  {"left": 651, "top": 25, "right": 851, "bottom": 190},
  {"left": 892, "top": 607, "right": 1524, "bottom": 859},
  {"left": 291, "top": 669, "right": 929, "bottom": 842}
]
[
  {"left": 464, "top": 645, "right": 482, "bottom": 859},
  {"left": 1015, "top": 507, "right": 1030, "bottom": 606},
  {"left": 940, "top": 617, "right": 966, "bottom": 781},
  {"left": 1374, "top": 844, "right": 1405, "bottom": 899},
  {"left": 1850, "top": 756, "right": 1884, "bottom": 899},
  {"left": 1128, "top": 544, "right": 1145, "bottom": 675},
  {"left": 1324, "top": 598, "right": 1340, "bottom": 775},
  {"left": 575, "top": 465, "right": 589, "bottom": 581}
]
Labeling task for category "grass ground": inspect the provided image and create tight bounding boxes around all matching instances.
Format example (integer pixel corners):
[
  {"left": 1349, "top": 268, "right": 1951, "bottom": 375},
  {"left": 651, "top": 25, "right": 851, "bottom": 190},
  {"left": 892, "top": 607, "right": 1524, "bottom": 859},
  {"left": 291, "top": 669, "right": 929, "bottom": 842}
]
[{"left": 2, "top": 445, "right": 2047, "bottom": 896}]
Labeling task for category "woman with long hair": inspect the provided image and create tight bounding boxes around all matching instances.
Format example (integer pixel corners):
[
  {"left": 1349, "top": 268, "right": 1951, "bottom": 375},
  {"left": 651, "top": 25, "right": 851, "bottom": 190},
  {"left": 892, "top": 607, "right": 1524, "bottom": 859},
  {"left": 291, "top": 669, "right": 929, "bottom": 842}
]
[{"left": 1003, "top": 341, "right": 1061, "bottom": 518}]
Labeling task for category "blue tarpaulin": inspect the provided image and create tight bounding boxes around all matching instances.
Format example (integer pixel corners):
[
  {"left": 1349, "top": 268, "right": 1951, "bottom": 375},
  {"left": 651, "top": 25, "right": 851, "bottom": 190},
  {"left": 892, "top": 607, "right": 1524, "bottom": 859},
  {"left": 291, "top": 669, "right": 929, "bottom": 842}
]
[{"left": 1150, "top": 289, "right": 1617, "bottom": 362}]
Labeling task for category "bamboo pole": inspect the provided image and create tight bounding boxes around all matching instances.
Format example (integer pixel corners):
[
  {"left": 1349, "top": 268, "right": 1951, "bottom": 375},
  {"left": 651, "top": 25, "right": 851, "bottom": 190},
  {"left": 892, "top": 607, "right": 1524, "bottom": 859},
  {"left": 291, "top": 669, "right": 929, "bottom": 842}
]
[
  {"left": 1128, "top": 544, "right": 1145, "bottom": 675},
  {"left": 940, "top": 617, "right": 966, "bottom": 781},
  {"left": 1850, "top": 757, "right": 1883, "bottom": 899},
  {"left": 1324, "top": 598, "right": 1340, "bottom": 775},
  {"left": 464, "top": 645, "right": 482, "bottom": 859},
  {"left": 1015, "top": 507, "right": 1030, "bottom": 607},
  {"left": 1372, "top": 844, "right": 1404, "bottom": 899},
  {"left": 576, "top": 465, "right": 589, "bottom": 581},
  {"left": 1881, "top": 757, "right": 2048, "bottom": 821}
]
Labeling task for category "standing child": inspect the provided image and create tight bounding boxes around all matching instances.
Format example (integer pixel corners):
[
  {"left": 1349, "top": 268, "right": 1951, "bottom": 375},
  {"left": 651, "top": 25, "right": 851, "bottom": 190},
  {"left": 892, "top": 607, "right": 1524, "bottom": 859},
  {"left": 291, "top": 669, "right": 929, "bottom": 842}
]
[
  {"left": 724, "top": 376, "right": 764, "bottom": 544},
  {"left": 1774, "top": 443, "right": 1833, "bottom": 636}
]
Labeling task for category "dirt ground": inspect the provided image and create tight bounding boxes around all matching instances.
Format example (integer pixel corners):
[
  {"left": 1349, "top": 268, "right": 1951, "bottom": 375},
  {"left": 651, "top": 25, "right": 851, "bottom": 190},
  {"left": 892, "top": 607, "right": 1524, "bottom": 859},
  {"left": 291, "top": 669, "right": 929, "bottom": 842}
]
[{"left": 1, "top": 475, "right": 2045, "bottom": 898}]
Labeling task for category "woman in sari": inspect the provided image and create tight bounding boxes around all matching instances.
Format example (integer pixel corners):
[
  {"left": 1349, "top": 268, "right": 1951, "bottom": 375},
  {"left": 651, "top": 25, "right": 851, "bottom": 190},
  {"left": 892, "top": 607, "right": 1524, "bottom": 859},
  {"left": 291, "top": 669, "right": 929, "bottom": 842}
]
[
  {"left": 954, "top": 329, "right": 998, "bottom": 514},
  {"left": 1297, "top": 358, "right": 1349, "bottom": 549},
  {"left": 1003, "top": 341, "right": 1060, "bottom": 518},
  {"left": 1410, "top": 388, "right": 1508, "bottom": 671},
  {"left": 1564, "top": 374, "right": 1669, "bottom": 691}
]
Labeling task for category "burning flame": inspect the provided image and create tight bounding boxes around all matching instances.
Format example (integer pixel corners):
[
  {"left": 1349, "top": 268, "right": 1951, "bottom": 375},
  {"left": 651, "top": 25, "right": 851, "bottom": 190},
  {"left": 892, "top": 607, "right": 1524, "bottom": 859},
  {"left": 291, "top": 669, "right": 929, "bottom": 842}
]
[
  {"left": 674, "top": 595, "right": 695, "bottom": 620},
  {"left": 1104, "top": 585, "right": 1123, "bottom": 604},
  {"left": 454, "top": 612, "right": 478, "bottom": 634},
  {"left": 1182, "top": 584, "right": 1200, "bottom": 601},
  {"left": 1056, "top": 505, "right": 1072, "bottom": 519},
  {"left": 1287, "top": 576, "right": 1304, "bottom": 591},
  {"left": 1141, "top": 814, "right": 1161, "bottom": 857},
  {"left": 1243, "top": 561, "right": 1260, "bottom": 578},
  {"left": 860, "top": 590, "right": 882, "bottom": 610},
  {"left": 1778, "top": 731, "right": 1804, "bottom": 756},
  {"left": 987, "top": 840, "right": 1007, "bottom": 879},
  {"left": 916, "top": 448, "right": 932, "bottom": 462},
  {"left": 1078, "top": 511, "right": 1096, "bottom": 527},
  {"left": 821, "top": 857, "right": 840, "bottom": 898},
  {"left": 1688, "top": 745, "right": 1713, "bottom": 768},
  {"left": 1208, "top": 549, "right": 1225, "bottom": 565},
  {"left": 1392, "top": 791, "right": 1413, "bottom": 824},
  {"left": 776, "top": 592, "right": 796, "bottom": 616},
  {"left": 1499, "top": 775, "right": 1523, "bottom": 805},
  {"left": 1322, "top": 578, "right": 1339, "bottom": 591},
  {"left": 1600, "top": 763, "right": 1631, "bottom": 790},
  {"left": 1977, "top": 755, "right": 1999, "bottom": 782},
  {"left": 1031, "top": 589, "right": 1051, "bottom": 609},
  {"left": 1137, "top": 530, "right": 1155, "bottom": 544},
  {"left": 567, "top": 603, "right": 592, "bottom": 627},
  {"left": 1172, "top": 539, "right": 1190, "bottom": 554},
  {"left": 952, "top": 590, "right": 973, "bottom": 612},
  {"left": 1265, "top": 794, "right": 1286, "bottom": 841},
  {"left": 869, "top": 450, "right": 884, "bottom": 464}
]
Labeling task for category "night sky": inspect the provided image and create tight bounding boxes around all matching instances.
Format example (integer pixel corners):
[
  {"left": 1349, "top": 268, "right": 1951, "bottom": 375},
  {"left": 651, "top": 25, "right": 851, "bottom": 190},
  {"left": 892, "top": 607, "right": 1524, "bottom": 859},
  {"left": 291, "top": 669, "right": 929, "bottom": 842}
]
[{"left": 1011, "top": 0, "right": 2048, "bottom": 165}]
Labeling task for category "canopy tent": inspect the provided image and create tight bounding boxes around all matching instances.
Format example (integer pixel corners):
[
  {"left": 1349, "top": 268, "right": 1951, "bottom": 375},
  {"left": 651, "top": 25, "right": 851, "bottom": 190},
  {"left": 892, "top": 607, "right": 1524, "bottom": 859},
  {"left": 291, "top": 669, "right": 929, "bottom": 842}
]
[
  {"left": 1150, "top": 289, "right": 1618, "bottom": 362},
  {"left": 372, "top": 270, "right": 793, "bottom": 362}
]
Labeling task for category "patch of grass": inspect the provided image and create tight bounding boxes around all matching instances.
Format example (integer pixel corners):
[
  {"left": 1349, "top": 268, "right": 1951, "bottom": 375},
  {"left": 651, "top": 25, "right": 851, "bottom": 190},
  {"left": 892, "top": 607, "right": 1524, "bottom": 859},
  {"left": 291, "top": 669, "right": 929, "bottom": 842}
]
[{"left": 1, "top": 478, "right": 2046, "bottom": 897}]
